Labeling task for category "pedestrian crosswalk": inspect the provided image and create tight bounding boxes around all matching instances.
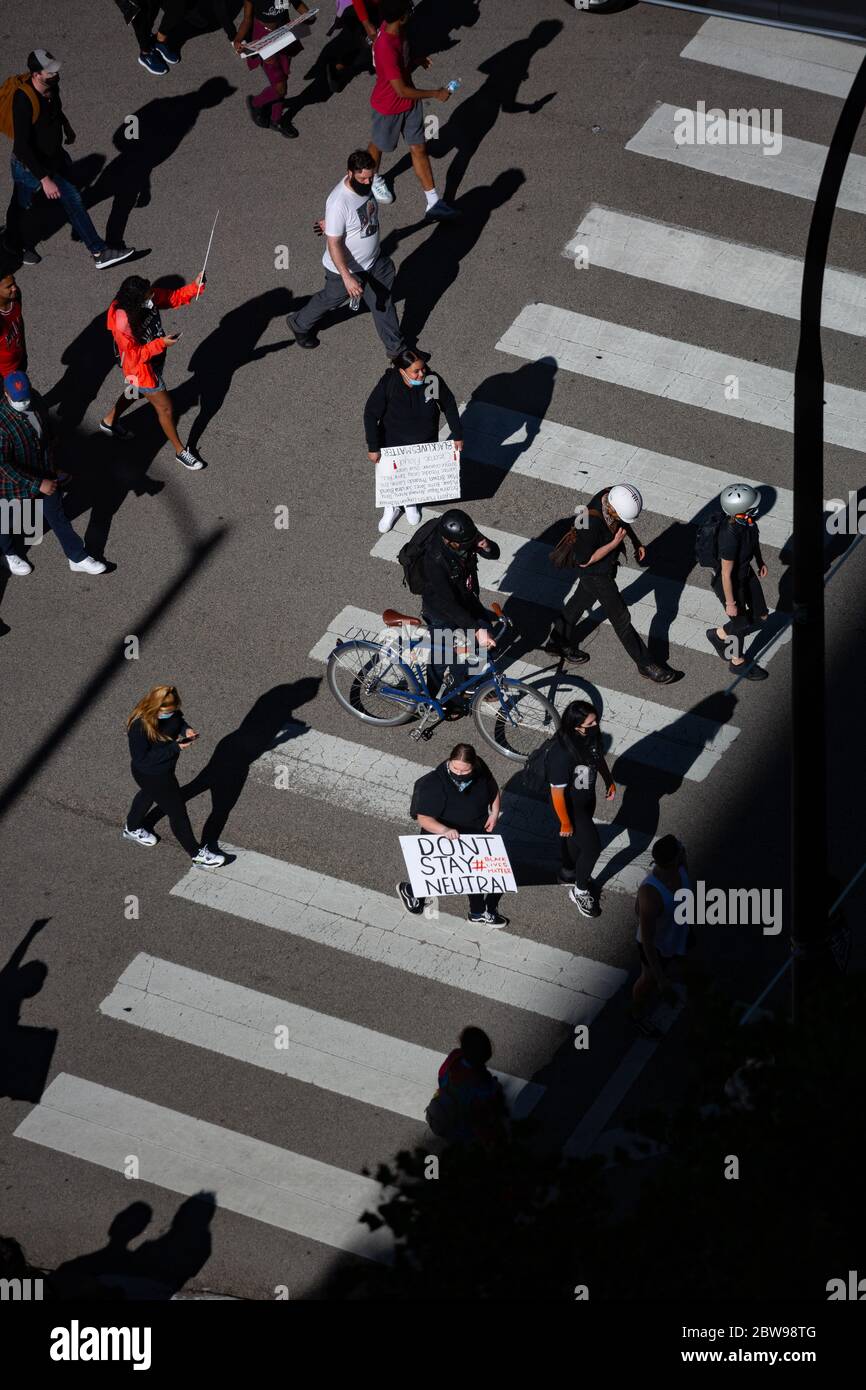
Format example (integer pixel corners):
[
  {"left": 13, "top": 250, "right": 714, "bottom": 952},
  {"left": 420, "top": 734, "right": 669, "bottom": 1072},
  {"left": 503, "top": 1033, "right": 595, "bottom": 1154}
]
[
  {"left": 626, "top": 103, "right": 866, "bottom": 213},
  {"left": 681, "top": 17, "right": 862, "bottom": 98},
  {"left": 99, "top": 954, "right": 546, "bottom": 1121},
  {"left": 18, "top": 14, "right": 866, "bottom": 1267},
  {"left": 497, "top": 305, "right": 866, "bottom": 451}
]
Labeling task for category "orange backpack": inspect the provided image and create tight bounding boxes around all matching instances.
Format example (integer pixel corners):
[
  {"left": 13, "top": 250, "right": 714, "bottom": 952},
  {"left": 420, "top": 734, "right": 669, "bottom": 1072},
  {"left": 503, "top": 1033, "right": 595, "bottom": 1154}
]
[{"left": 0, "top": 75, "right": 40, "bottom": 140}]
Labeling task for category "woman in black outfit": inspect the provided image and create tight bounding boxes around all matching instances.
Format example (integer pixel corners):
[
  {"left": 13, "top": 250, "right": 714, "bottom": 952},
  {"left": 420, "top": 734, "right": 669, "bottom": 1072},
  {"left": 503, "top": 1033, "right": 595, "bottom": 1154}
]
[
  {"left": 547, "top": 699, "right": 617, "bottom": 920},
  {"left": 364, "top": 348, "right": 463, "bottom": 534},
  {"left": 398, "top": 743, "right": 507, "bottom": 927},
  {"left": 122, "top": 684, "right": 225, "bottom": 868}
]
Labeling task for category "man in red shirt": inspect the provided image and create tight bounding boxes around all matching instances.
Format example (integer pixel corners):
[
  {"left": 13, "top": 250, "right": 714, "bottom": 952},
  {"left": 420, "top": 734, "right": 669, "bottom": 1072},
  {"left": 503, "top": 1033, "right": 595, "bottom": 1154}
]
[
  {"left": 0, "top": 258, "right": 27, "bottom": 379},
  {"left": 367, "top": 0, "right": 460, "bottom": 220}
]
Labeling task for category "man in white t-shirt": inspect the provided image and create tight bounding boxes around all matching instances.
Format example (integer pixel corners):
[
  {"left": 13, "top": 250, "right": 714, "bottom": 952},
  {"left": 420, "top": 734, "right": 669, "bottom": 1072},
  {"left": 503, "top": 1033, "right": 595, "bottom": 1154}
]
[{"left": 287, "top": 149, "right": 407, "bottom": 356}]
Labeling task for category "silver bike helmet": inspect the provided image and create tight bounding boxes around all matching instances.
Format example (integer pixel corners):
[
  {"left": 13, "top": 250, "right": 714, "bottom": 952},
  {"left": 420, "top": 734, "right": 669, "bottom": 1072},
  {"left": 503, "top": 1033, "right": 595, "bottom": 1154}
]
[{"left": 720, "top": 483, "right": 760, "bottom": 517}]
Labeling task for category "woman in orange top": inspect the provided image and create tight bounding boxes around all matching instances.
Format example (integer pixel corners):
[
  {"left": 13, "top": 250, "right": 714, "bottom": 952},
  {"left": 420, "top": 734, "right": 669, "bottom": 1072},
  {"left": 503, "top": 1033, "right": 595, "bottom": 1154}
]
[{"left": 101, "top": 272, "right": 205, "bottom": 470}]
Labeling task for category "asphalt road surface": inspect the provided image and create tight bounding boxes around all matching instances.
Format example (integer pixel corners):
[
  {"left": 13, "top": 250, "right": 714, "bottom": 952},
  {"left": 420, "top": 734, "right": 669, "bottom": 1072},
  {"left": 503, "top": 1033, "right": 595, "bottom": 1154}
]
[{"left": 1, "top": 0, "right": 864, "bottom": 1299}]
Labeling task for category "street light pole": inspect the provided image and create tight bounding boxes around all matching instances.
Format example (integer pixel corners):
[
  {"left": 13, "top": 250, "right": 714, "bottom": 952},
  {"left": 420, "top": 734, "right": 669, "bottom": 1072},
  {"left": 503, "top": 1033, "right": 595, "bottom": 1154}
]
[{"left": 791, "top": 54, "right": 866, "bottom": 1022}]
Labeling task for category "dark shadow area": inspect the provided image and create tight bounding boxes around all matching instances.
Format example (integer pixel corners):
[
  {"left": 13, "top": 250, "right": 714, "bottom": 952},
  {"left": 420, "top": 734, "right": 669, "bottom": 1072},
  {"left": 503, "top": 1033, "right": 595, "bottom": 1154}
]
[
  {"left": 390, "top": 20, "right": 561, "bottom": 202},
  {"left": 409, "top": 0, "right": 483, "bottom": 58},
  {"left": 456, "top": 356, "right": 558, "bottom": 502},
  {"left": 0, "top": 525, "right": 228, "bottom": 822},
  {"left": 85, "top": 79, "right": 236, "bottom": 247},
  {"left": 0, "top": 918, "right": 56, "bottom": 1103},
  {"left": 42, "top": 310, "right": 116, "bottom": 428},
  {"left": 386, "top": 167, "right": 525, "bottom": 345},
  {"left": 50, "top": 1192, "right": 216, "bottom": 1300},
  {"left": 155, "top": 677, "right": 322, "bottom": 847}
]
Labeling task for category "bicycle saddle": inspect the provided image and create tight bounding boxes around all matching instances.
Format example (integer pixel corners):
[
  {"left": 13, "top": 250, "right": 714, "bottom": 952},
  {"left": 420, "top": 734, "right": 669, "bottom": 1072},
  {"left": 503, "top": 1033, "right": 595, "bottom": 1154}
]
[{"left": 382, "top": 609, "right": 424, "bottom": 628}]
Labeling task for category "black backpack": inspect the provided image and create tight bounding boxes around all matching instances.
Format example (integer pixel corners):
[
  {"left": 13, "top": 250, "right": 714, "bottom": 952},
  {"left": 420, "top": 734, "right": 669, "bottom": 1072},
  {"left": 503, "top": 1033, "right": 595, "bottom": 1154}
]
[
  {"left": 521, "top": 736, "right": 558, "bottom": 796},
  {"left": 695, "top": 511, "right": 725, "bottom": 569},
  {"left": 397, "top": 516, "right": 440, "bottom": 594}
]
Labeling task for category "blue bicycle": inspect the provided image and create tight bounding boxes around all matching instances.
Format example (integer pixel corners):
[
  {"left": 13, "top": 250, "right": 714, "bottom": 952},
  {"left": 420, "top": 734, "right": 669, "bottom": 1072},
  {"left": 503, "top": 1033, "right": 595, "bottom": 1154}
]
[{"left": 326, "top": 604, "right": 560, "bottom": 761}]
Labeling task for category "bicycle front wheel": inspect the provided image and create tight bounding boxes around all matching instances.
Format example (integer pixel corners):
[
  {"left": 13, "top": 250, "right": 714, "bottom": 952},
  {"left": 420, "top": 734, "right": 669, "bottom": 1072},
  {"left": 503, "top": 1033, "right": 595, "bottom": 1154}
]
[
  {"left": 472, "top": 679, "right": 559, "bottom": 761},
  {"left": 327, "top": 640, "right": 419, "bottom": 727}
]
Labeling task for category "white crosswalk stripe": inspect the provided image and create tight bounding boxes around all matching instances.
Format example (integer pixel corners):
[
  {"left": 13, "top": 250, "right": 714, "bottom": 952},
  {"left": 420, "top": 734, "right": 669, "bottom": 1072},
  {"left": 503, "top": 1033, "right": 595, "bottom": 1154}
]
[
  {"left": 99, "top": 954, "right": 546, "bottom": 1121},
  {"left": 371, "top": 508, "right": 791, "bottom": 661},
  {"left": 626, "top": 103, "right": 866, "bottom": 214},
  {"left": 497, "top": 304, "right": 866, "bottom": 452},
  {"left": 565, "top": 206, "right": 866, "bottom": 338},
  {"left": 455, "top": 398, "right": 794, "bottom": 549},
  {"left": 310, "top": 605, "right": 741, "bottom": 782},
  {"left": 15, "top": 1074, "right": 392, "bottom": 1262},
  {"left": 170, "top": 847, "right": 628, "bottom": 1023},
  {"left": 681, "top": 17, "right": 863, "bottom": 98}
]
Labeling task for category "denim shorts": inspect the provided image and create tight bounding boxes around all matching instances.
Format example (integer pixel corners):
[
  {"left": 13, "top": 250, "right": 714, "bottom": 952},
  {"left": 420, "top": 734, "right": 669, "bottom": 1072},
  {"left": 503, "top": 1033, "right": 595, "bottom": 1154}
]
[{"left": 137, "top": 377, "right": 167, "bottom": 395}]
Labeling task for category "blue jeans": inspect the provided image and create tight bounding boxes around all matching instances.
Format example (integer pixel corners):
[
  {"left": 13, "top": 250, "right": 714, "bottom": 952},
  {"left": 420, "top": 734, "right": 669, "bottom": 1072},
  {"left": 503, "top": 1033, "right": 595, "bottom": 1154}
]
[
  {"left": 5, "top": 157, "right": 105, "bottom": 256},
  {"left": 0, "top": 489, "right": 87, "bottom": 563}
]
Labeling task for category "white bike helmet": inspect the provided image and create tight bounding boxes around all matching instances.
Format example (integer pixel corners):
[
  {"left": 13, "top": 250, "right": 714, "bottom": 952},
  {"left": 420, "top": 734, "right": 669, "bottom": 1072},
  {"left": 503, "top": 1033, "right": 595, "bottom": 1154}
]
[
  {"left": 720, "top": 484, "right": 760, "bottom": 517},
  {"left": 607, "top": 483, "right": 643, "bottom": 522}
]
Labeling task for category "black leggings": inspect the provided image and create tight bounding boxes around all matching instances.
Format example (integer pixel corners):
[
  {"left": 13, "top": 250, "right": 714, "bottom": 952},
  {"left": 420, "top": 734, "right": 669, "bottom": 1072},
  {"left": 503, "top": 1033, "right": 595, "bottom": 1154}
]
[
  {"left": 554, "top": 570, "right": 650, "bottom": 667},
  {"left": 558, "top": 798, "right": 600, "bottom": 891},
  {"left": 127, "top": 767, "right": 199, "bottom": 857},
  {"left": 126, "top": 0, "right": 191, "bottom": 50},
  {"left": 711, "top": 571, "right": 768, "bottom": 659}
]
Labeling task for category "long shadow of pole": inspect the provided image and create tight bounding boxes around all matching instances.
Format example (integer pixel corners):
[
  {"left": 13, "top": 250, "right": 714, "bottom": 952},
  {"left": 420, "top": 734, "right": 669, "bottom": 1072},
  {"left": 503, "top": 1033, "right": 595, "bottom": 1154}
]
[
  {"left": 0, "top": 527, "right": 228, "bottom": 823},
  {"left": 792, "top": 54, "right": 866, "bottom": 1022}
]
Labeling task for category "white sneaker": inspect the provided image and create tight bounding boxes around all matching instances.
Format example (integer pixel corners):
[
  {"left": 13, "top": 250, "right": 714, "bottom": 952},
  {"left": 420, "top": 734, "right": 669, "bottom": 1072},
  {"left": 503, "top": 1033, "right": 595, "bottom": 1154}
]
[
  {"left": 69, "top": 555, "right": 107, "bottom": 574},
  {"left": 405, "top": 505, "right": 421, "bottom": 526},
  {"left": 192, "top": 847, "right": 226, "bottom": 869},
  {"left": 122, "top": 824, "right": 157, "bottom": 847},
  {"left": 371, "top": 175, "right": 394, "bottom": 204},
  {"left": 378, "top": 505, "right": 401, "bottom": 534},
  {"left": 5, "top": 554, "right": 33, "bottom": 576}
]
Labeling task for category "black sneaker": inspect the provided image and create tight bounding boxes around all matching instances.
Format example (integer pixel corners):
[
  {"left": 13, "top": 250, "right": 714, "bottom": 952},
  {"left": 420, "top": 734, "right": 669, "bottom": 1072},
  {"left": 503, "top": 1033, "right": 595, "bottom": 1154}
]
[
  {"left": 729, "top": 660, "right": 769, "bottom": 681},
  {"left": 468, "top": 909, "right": 508, "bottom": 928},
  {"left": 276, "top": 115, "right": 300, "bottom": 139},
  {"left": 286, "top": 313, "right": 318, "bottom": 348},
  {"left": 543, "top": 639, "right": 590, "bottom": 665},
  {"left": 246, "top": 95, "right": 269, "bottom": 129},
  {"left": 397, "top": 881, "right": 424, "bottom": 915},
  {"left": 705, "top": 627, "right": 729, "bottom": 659},
  {"left": 94, "top": 246, "right": 135, "bottom": 270},
  {"left": 21, "top": 246, "right": 42, "bottom": 266},
  {"left": 568, "top": 886, "right": 601, "bottom": 918},
  {"left": 637, "top": 661, "right": 683, "bottom": 685}
]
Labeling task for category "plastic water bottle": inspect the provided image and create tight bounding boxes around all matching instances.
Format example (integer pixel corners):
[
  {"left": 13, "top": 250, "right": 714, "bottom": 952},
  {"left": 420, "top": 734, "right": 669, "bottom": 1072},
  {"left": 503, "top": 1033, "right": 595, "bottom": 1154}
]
[
  {"left": 446, "top": 78, "right": 462, "bottom": 94},
  {"left": 349, "top": 293, "right": 361, "bottom": 312}
]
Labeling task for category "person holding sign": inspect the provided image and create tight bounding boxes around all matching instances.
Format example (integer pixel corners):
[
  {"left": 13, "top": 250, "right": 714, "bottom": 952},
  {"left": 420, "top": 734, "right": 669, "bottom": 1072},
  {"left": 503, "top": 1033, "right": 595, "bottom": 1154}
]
[
  {"left": 397, "top": 744, "right": 507, "bottom": 927},
  {"left": 547, "top": 700, "right": 616, "bottom": 920},
  {"left": 234, "top": 0, "right": 311, "bottom": 139},
  {"left": 364, "top": 348, "right": 462, "bottom": 533}
]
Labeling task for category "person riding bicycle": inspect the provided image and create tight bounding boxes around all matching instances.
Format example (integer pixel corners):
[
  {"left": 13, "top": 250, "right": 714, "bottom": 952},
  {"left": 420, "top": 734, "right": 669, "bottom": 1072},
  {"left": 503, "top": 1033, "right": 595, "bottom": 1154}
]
[{"left": 420, "top": 509, "right": 501, "bottom": 708}]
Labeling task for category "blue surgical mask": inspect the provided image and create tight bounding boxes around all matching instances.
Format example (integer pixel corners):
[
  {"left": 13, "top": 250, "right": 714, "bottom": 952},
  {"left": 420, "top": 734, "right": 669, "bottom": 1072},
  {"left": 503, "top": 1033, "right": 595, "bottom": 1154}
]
[{"left": 157, "top": 711, "right": 175, "bottom": 720}]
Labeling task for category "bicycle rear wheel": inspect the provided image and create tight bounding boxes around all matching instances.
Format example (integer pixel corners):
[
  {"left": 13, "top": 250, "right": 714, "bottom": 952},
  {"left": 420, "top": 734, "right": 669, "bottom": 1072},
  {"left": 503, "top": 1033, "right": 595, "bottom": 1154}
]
[
  {"left": 327, "top": 640, "right": 419, "bottom": 727},
  {"left": 472, "top": 678, "right": 559, "bottom": 761}
]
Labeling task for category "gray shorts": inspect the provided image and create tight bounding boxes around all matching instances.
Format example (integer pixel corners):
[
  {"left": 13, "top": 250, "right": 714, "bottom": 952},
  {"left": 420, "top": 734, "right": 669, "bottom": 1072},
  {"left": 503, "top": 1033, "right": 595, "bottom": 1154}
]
[{"left": 371, "top": 101, "right": 426, "bottom": 153}]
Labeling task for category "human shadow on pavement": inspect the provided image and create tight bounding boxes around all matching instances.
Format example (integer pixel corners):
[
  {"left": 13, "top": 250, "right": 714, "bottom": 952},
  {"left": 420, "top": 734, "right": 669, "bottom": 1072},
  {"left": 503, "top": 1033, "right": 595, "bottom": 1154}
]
[
  {"left": 51, "top": 1192, "right": 216, "bottom": 1300},
  {"left": 0, "top": 918, "right": 56, "bottom": 1103},
  {"left": 42, "top": 309, "right": 116, "bottom": 429},
  {"left": 165, "top": 677, "right": 322, "bottom": 848},
  {"left": 456, "top": 356, "right": 558, "bottom": 502},
  {"left": 409, "top": 0, "right": 482, "bottom": 58},
  {"left": 403, "top": 20, "right": 561, "bottom": 202},
  {"left": 85, "top": 78, "right": 236, "bottom": 247},
  {"left": 387, "top": 167, "right": 525, "bottom": 346}
]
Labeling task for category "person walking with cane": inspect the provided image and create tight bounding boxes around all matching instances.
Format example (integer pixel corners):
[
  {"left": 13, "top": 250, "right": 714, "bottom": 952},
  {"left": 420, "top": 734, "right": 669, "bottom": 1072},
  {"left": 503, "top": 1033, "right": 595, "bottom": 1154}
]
[
  {"left": 364, "top": 348, "right": 462, "bottom": 534},
  {"left": 123, "top": 683, "right": 226, "bottom": 867},
  {"left": 101, "top": 271, "right": 206, "bottom": 469}
]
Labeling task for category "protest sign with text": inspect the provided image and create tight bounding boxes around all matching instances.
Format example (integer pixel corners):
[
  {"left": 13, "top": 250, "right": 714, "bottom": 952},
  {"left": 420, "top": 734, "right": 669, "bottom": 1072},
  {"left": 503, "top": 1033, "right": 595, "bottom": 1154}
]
[
  {"left": 375, "top": 440, "right": 461, "bottom": 508},
  {"left": 399, "top": 833, "right": 517, "bottom": 899}
]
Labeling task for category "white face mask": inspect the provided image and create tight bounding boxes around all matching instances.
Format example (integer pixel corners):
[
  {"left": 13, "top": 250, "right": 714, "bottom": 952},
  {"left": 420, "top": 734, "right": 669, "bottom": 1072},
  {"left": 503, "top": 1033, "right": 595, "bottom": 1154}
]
[
  {"left": 144, "top": 298, "right": 154, "bottom": 310},
  {"left": 8, "top": 399, "right": 29, "bottom": 412}
]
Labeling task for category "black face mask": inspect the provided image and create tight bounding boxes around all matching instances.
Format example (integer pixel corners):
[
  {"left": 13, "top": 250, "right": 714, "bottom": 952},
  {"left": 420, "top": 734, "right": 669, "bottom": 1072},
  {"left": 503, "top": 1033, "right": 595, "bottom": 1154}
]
[
  {"left": 447, "top": 766, "right": 474, "bottom": 792},
  {"left": 348, "top": 176, "right": 371, "bottom": 197}
]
